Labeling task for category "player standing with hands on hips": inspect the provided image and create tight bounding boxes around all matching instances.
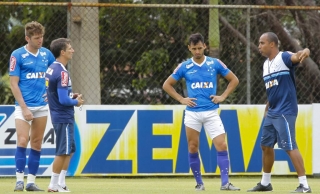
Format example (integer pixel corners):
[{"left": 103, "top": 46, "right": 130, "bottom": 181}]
[
  {"left": 163, "top": 33, "right": 240, "bottom": 191},
  {"left": 247, "top": 32, "right": 311, "bottom": 193},
  {"left": 45, "top": 38, "right": 84, "bottom": 192},
  {"left": 9, "top": 21, "right": 55, "bottom": 192}
]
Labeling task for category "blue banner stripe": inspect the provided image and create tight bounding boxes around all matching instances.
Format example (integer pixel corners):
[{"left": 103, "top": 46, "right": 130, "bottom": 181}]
[
  {"left": 0, "top": 158, "right": 54, "bottom": 165},
  {"left": 0, "top": 148, "right": 55, "bottom": 156},
  {"left": 0, "top": 167, "right": 47, "bottom": 175}
]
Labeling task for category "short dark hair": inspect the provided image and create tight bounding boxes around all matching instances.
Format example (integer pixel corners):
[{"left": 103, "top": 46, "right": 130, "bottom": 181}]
[
  {"left": 50, "top": 38, "right": 71, "bottom": 58},
  {"left": 188, "top": 33, "right": 204, "bottom": 45},
  {"left": 25, "top": 21, "right": 45, "bottom": 37},
  {"left": 264, "top": 32, "right": 279, "bottom": 46}
]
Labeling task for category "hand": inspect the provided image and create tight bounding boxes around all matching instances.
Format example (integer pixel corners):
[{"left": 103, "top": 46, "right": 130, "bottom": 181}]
[
  {"left": 210, "top": 95, "right": 226, "bottom": 104},
  {"left": 22, "top": 107, "right": 34, "bottom": 122},
  {"left": 179, "top": 97, "right": 197, "bottom": 107},
  {"left": 299, "top": 48, "right": 310, "bottom": 63},
  {"left": 76, "top": 94, "right": 84, "bottom": 107},
  {"left": 71, "top": 93, "right": 79, "bottom": 99}
]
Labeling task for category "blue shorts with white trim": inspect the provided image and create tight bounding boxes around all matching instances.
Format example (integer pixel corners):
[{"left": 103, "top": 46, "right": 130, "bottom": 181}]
[
  {"left": 261, "top": 114, "right": 297, "bottom": 151},
  {"left": 53, "top": 123, "right": 76, "bottom": 155}
]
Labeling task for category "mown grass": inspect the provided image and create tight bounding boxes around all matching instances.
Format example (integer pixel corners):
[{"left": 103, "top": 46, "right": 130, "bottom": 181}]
[{"left": 0, "top": 176, "right": 319, "bottom": 193}]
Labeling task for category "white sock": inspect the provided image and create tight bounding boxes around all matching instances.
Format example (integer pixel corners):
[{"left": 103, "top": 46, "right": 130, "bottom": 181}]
[
  {"left": 261, "top": 172, "right": 271, "bottom": 186},
  {"left": 58, "top": 170, "right": 67, "bottom": 187},
  {"left": 49, "top": 173, "right": 60, "bottom": 188},
  {"left": 298, "top": 176, "right": 309, "bottom": 188},
  {"left": 16, "top": 172, "right": 24, "bottom": 182},
  {"left": 27, "top": 174, "right": 36, "bottom": 184}
]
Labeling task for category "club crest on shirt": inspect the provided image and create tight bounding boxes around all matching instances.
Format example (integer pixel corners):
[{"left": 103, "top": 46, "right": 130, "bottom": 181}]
[
  {"left": 61, "top": 71, "right": 68, "bottom": 87},
  {"left": 10, "top": 56, "right": 16, "bottom": 72}
]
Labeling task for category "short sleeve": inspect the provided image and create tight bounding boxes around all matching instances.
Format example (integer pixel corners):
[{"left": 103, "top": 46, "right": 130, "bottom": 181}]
[{"left": 215, "top": 59, "right": 230, "bottom": 77}]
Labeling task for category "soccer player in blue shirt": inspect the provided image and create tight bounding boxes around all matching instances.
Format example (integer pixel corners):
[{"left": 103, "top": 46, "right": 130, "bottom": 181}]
[
  {"left": 247, "top": 32, "right": 311, "bottom": 193},
  {"left": 163, "top": 33, "right": 240, "bottom": 191},
  {"left": 9, "top": 21, "right": 55, "bottom": 192},
  {"left": 45, "top": 38, "right": 84, "bottom": 192}
]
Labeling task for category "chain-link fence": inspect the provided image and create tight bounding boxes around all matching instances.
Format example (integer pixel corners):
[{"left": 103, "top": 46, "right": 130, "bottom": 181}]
[{"left": 1, "top": 1, "right": 320, "bottom": 105}]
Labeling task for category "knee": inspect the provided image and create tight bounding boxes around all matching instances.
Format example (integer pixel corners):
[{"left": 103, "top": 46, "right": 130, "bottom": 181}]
[
  {"left": 30, "top": 137, "right": 43, "bottom": 150},
  {"left": 188, "top": 141, "right": 199, "bottom": 153},
  {"left": 261, "top": 146, "right": 273, "bottom": 153},
  {"left": 17, "top": 136, "right": 29, "bottom": 147},
  {"left": 215, "top": 141, "right": 227, "bottom": 151}
]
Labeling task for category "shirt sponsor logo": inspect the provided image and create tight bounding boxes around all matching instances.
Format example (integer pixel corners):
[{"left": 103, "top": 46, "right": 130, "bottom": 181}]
[
  {"left": 26, "top": 72, "right": 46, "bottom": 79},
  {"left": 10, "top": 56, "right": 16, "bottom": 72},
  {"left": 191, "top": 82, "right": 213, "bottom": 89},
  {"left": 186, "top": 63, "right": 194, "bottom": 69},
  {"left": 187, "top": 70, "right": 197, "bottom": 74},
  {"left": 23, "top": 61, "right": 33, "bottom": 65},
  {"left": 265, "top": 79, "right": 278, "bottom": 89},
  {"left": 46, "top": 68, "right": 53, "bottom": 75},
  {"left": 61, "top": 71, "right": 68, "bottom": 87}
]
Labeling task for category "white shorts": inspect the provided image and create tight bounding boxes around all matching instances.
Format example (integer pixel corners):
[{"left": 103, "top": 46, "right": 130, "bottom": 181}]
[
  {"left": 15, "top": 105, "right": 49, "bottom": 122},
  {"left": 184, "top": 109, "right": 225, "bottom": 139}
]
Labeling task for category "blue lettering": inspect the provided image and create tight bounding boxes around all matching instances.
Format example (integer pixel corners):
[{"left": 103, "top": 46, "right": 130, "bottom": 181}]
[
  {"left": 82, "top": 110, "right": 134, "bottom": 173},
  {"left": 137, "top": 110, "right": 172, "bottom": 173}
]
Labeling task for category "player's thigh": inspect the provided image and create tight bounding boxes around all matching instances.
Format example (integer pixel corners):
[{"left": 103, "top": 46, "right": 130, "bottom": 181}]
[
  {"left": 203, "top": 110, "right": 225, "bottom": 140},
  {"left": 261, "top": 116, "right": 277, "bottom": 148},
  {"left": 30, "top": 105, "right": 48, "bottom": 141},
  {"left": 15, "top": 119, "right": 31, "bottom": 147},
  {"left": 184, "top": 110, "right": 201, "bottom": 149},
  {"left": 53, "top": 123, "right": 75, "bottom": 155},
  {"left": 274, "top": 115, "right": 297, "bottom": 150}
]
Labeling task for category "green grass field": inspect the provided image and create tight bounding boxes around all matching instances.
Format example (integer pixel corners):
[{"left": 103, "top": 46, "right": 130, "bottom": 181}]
[{"left": 0, "top": 176, "right": 319, "bottom": 193}]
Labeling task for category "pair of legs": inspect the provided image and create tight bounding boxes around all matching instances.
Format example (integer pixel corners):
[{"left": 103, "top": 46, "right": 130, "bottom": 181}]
[
  {"left": 48, "top": 123, "right": 75, "bottom": 192},
  {"left": 248, "top": 114, "right": 310, "bottom": 192},
  {"left": 14, "top": 105, "right": 47, "bottom": 191},
  {"left": 184, "top": 110, "right": 239, "bottom": 191}
]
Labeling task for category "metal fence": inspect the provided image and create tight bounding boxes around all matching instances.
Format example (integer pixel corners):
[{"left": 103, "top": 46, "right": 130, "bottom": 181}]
[{"left": 0, "top": 2, "right": 320, "bottom": 105}]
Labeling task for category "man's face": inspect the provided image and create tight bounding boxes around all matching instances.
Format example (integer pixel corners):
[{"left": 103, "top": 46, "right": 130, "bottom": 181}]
[
  {"left": 63, "top": 43, "right": 75, "bottom": 60},
  {"left": 258, "top": 34, "right": 272, "bottom": 57},
  {"left": 26, "top": 34, "right": 44, "bottom": 49},
  {"left": 188, "top": 41, "right": 206, "bottom": 60}
]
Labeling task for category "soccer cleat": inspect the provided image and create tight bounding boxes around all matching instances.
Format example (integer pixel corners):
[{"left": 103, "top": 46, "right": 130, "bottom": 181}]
[
  {"left": 220, "top": 182, "right": 240, "bottom": 191},
  {"left": 60, "top": 185, "right": 70, "bottom": 192},
  {"left": 247, "top": 182, "right": 273, "bottom": 192},
  {"left": 25, "top": 183, "right": 44, "bottom": 191},
  {"left": 195, "top": 184, "right": 205, "bottom": 191},
  {"left": 291, "top": 184, "right": 311, "bottom": 193},
  {"left": 48, "top": 185, "right": 71, "bottom": 192},
  {"left": 14, "top": 181, "right": 24, "bottom": 192}
]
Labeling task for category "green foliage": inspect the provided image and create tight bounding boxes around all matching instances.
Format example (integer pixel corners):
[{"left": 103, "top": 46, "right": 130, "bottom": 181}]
[{"left": 0, "top": 73, "right": 14, "bottom": 104}]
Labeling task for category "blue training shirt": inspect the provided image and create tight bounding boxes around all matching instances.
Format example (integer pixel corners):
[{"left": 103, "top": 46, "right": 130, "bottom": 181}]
[
  {"left": 171, "top": 56, "right": 230, "bottom": 112},
  {"left": 9, "top": 46, "right": 55, "bottom": 107},
  {"left": 263, "top": 51, "right": 298, "bottom": 116},
  {"left": 45, "top": 62, "right": 77, "bottom": 123}
]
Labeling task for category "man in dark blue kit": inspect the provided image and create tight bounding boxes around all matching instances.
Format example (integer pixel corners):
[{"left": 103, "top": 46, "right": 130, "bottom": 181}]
[{"left": 45, "top": 38, "right": 84, "bottom": 192}]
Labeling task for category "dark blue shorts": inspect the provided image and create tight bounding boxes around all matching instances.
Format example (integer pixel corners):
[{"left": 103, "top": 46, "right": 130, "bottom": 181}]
[
  {"left": 261, "top": 114, "right": 297, "bottom": 151},
  {"left": 53, "top": 123, "right": 76, "bottom": 156}
]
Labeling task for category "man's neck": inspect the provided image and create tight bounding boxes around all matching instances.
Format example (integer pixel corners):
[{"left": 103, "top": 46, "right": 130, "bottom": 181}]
[
  {"left": 268, "top": 50, "right": 280, "bottom": 60},
  {"left": 56, "top": 58, "right": 68, "bottom": 66},
  {"left": 26, "top": 44, "right": 38, "bottom": 55},
  {"left": 193, "top": 56, "right": 205, "bottom": 64}
]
